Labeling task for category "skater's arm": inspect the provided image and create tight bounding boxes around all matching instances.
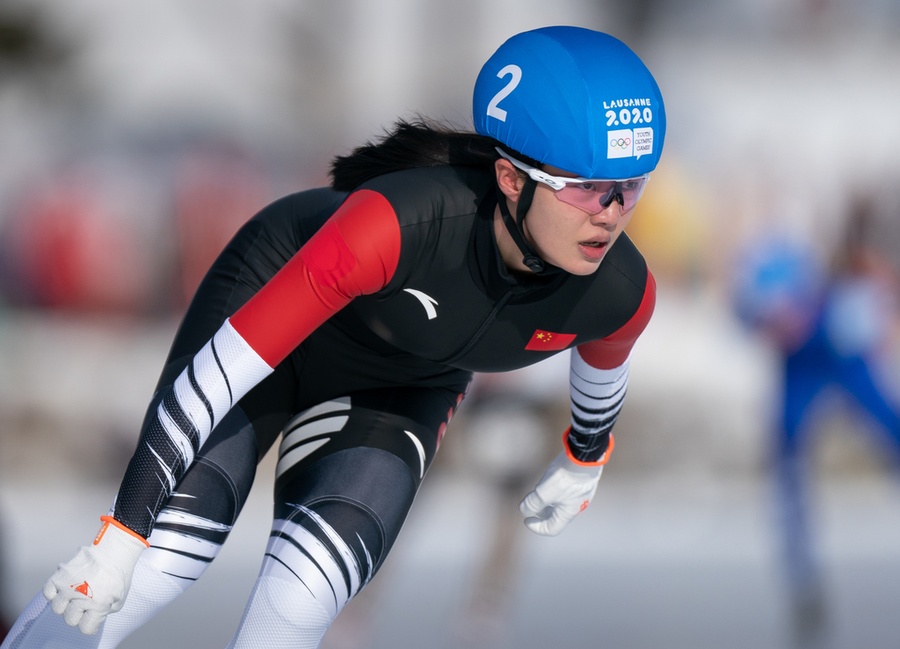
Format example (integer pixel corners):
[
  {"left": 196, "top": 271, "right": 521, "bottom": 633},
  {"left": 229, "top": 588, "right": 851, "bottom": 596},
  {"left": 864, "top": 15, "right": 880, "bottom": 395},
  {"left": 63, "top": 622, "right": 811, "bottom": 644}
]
[
  {"left": 520, "top": 272, "right": 655, "bottom": 536},
  {"left": 116, "top": 188, "right": 401, "bottom": 538},
  {"left": 565, "top": 269, "right": 654, "bottom": 462},
  {"left": 40, "top": 190, "right": 401, "bottom": 635}
]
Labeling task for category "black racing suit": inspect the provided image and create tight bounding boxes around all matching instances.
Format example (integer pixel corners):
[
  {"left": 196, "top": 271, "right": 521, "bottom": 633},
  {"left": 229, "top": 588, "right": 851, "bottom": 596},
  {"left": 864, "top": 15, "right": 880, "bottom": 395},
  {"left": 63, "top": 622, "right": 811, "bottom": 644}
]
[{"left": 110, "top": 164, "right": 654, "bottom": 612}]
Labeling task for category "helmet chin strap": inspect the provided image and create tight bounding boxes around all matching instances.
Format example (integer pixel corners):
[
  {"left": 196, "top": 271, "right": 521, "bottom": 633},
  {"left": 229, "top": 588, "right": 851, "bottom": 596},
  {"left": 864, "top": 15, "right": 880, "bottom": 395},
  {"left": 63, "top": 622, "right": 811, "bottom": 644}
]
[{"left": 496, "top": 178, "right": 557, "bottom": 275}]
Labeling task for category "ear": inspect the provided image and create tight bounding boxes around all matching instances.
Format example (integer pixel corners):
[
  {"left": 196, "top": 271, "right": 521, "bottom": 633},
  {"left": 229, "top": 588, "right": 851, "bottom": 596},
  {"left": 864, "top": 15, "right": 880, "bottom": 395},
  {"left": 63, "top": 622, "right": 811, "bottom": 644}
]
[{"left": 494, "top": 158, "right": 525, "bottom": 202}]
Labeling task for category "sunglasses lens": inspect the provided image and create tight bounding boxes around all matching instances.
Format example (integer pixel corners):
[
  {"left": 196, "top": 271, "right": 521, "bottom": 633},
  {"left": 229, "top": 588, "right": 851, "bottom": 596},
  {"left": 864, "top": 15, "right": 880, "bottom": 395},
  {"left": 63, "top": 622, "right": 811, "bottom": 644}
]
[{"left": 554, "top": 177, "right": 648, "bottom": 214}]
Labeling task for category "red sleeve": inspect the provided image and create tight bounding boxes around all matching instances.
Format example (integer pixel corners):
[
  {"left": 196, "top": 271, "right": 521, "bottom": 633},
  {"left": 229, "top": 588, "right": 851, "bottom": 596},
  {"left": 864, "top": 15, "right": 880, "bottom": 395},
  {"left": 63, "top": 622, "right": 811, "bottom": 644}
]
[
  {"left": 229, "top": 189, "right": 401, "bottom": 367},
  {"left": 576, "top": 270, "right": 656, "bottom": 370}
]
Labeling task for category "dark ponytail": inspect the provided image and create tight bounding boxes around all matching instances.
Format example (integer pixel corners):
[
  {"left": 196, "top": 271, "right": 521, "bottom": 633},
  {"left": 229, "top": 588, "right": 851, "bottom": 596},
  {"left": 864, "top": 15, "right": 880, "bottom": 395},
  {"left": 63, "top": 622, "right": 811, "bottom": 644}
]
[{"left": 329, "top": 118, "right": 502, "bottom": 191}]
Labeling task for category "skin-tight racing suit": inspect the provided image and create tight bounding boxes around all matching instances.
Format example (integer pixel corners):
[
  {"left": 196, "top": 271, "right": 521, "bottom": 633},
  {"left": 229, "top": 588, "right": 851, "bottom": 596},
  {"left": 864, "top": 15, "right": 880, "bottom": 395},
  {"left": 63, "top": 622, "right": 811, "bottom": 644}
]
[{"left": 10, "top": 163, "right": 655, "bottom": 647}]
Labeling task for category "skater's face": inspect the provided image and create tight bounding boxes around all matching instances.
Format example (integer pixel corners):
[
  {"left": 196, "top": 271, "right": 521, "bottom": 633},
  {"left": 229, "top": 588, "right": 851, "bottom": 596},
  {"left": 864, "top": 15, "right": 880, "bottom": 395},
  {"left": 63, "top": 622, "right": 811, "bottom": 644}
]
[{"left": 493, "top": 156, "right": 641, "bottom": 276}]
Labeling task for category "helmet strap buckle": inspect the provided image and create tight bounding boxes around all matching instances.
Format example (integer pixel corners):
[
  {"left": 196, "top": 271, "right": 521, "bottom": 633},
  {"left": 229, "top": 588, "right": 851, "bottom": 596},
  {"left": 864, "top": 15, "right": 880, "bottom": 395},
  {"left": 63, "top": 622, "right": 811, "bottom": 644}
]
[{"left": 496, "top": 179, "right": 556, "bottom": 276}]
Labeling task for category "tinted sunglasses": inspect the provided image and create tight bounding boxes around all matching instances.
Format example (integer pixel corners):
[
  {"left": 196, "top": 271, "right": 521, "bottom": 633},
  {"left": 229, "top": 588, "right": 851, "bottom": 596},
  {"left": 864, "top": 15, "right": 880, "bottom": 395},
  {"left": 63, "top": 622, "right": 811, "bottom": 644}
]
[{"left": 497, "top": 148, "right": 649, "bottom": 215}]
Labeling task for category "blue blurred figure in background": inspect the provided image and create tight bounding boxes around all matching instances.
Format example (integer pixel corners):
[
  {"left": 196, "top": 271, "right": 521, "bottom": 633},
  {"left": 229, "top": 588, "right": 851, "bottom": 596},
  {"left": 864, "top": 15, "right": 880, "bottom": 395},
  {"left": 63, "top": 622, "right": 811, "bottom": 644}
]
[{"left": 733, "top": 195, "right": 900, "bottom": 647}]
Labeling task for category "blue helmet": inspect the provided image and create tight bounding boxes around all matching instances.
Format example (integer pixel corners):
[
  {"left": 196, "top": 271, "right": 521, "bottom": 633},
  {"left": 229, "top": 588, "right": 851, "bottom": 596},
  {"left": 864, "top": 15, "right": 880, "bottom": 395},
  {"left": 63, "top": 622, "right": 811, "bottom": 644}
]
[{"left": 473, "top": 26, "right": 666, "bottom": 179}]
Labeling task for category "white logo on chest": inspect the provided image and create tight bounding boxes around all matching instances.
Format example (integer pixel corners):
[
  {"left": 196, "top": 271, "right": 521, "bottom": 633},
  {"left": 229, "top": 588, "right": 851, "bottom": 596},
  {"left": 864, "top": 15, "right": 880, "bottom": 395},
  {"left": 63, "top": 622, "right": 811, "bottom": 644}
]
[{"left": 403, "top": 288, "right": 439, "bottom": 320}]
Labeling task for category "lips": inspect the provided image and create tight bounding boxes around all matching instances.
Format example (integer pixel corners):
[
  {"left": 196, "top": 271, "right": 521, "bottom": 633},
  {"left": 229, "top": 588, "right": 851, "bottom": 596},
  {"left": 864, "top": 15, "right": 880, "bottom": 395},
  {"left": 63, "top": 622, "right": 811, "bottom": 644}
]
[{"left": 578, "top": 239, "right": 609, "bottom": 260}]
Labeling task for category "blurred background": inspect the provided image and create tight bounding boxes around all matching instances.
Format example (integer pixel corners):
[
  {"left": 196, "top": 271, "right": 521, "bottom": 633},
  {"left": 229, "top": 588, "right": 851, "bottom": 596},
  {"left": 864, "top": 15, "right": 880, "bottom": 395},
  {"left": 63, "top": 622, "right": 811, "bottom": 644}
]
[{"left": 2, "top": 0, "right": 900, "bottom": 648}]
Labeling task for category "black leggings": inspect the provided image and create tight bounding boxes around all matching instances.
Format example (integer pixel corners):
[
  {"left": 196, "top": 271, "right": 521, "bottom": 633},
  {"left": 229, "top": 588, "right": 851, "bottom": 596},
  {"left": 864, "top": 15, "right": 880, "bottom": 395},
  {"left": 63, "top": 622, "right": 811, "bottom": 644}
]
[{"left": 145, "top": 383, "right": 463, "bottom": 610}]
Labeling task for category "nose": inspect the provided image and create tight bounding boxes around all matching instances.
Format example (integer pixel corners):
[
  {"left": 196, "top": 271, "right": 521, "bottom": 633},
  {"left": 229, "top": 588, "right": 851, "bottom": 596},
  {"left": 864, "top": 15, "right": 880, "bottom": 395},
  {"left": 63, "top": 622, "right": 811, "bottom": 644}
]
[
  {"left": 584, "top": 187, "right": 624, "bottom": 219},
  {"left": 589, "top": 199, "right": 623, "bottom": 227}
]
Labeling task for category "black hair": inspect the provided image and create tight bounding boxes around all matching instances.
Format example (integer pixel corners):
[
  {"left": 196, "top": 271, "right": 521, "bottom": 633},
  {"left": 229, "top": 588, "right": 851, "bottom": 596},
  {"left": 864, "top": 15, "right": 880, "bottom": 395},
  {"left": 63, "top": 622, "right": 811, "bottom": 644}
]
[
  {"left": 330, "top": 118, "right": 553, "bottom": 273},
  {"left": 329, "top": 118, "right": 534, "bottom": 191}
]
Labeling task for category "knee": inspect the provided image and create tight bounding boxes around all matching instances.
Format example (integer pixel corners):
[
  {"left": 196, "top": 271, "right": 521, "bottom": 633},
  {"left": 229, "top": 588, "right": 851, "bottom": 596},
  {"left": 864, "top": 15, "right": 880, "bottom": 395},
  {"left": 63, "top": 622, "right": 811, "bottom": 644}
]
[
  {"left": 228, "top": 575, "right": 332, "bottom": 649},
  {"left": 264, "top": 497, "right": 389, "bottom": 619},
  {"left": 275, "top": 448, "right": 418, "bottom": 574}
]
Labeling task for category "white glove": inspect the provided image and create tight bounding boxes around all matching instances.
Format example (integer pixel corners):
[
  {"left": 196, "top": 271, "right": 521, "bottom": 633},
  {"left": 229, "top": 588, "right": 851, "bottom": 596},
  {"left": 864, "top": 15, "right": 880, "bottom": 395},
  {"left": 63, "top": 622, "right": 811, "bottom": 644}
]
[
  {"left": 519, "top": 434, "right": 614, "bottom": 536},
  {"left": 43, "top": 516, "right": 148, "bottom": 634}
]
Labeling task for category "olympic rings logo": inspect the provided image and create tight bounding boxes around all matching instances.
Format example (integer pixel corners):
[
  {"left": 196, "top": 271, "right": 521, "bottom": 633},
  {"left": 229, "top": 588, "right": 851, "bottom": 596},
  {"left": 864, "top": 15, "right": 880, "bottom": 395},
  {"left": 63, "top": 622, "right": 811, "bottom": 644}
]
[{"left": 609, "top": 137, "right": 632, "bottom": 148}]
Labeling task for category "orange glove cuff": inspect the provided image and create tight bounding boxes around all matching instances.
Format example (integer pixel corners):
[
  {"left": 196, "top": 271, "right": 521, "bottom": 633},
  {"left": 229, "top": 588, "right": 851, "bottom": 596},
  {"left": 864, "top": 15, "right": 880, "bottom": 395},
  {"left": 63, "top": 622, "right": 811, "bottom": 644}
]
[
  {"left": 562, "top": 428, "right": 615, "bottom": 467},
  {"left": 96, "top": 516, "right": 149, "bottom": 548}
]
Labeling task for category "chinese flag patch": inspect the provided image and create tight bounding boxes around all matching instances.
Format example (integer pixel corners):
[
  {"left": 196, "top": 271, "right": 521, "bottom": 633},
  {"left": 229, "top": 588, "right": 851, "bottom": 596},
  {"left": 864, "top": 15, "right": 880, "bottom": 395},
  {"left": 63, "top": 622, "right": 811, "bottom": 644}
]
[{"left": 525, "top": 329, "right": 577, "bottom": 351}]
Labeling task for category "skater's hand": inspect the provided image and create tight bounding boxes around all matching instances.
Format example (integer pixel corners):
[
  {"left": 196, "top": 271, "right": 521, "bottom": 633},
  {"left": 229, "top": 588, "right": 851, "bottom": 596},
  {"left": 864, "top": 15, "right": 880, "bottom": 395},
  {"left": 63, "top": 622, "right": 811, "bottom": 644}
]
[
  {"left": 43, "top": 516, "right": 148, "bottom": 635},
  {"left": 519, "top": 434, "right": 613, "bottom": 536}
]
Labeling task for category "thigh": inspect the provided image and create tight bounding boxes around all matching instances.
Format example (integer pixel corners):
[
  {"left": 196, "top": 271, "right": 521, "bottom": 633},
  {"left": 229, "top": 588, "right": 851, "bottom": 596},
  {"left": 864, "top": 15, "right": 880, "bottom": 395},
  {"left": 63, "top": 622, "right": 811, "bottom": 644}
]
[
  {"left": 780, "top": 360, "right": 827, "bottom": 457},
  {"left": 264, "top": 385, "right": 467, "bottom": 615}
]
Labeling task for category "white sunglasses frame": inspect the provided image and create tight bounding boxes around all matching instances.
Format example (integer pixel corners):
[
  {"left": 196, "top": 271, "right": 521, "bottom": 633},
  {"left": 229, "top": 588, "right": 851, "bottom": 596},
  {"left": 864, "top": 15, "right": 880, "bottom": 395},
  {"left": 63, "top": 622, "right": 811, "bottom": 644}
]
[{"left": 495, "top": 147, "right": 649, "bottom": 191}]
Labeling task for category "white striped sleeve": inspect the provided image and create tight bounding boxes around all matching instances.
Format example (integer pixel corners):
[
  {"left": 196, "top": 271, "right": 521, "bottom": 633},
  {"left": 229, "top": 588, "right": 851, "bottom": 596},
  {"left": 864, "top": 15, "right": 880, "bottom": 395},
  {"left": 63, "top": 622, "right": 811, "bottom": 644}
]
[{"left": 567, "top": 347, "right": 629, "bottom": 461}]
